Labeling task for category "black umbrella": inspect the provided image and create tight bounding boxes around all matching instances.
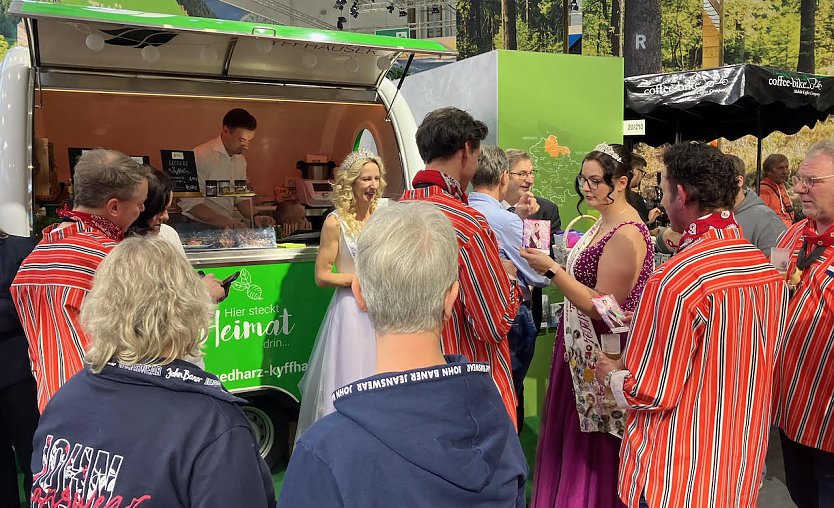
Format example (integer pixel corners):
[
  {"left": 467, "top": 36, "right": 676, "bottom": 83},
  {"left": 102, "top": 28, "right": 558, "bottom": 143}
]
[{"left": 625, "top": 64, "right": 834, "bottom": 188}]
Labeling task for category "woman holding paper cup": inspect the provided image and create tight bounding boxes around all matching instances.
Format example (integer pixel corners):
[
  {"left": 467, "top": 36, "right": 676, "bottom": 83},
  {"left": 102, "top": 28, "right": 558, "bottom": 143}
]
[{"left": 521, "top": 143, "right": 654, "bottom": 508}]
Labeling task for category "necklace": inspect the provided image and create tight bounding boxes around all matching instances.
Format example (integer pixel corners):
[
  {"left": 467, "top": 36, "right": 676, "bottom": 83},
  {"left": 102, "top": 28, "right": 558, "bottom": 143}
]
[{"left": 598, "top": 206, "right": 630, "bottom": 229}]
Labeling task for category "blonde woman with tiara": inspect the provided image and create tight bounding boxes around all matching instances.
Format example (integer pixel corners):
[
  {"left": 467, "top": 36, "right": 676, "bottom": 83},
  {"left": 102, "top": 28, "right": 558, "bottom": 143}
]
[{"left": 295, "top": 149, "right": 385, "bottom": 440}]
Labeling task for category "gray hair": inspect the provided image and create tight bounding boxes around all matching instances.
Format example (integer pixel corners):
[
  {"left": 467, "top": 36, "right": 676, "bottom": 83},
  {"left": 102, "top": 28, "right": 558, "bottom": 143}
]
[
  {"left": 355, "top": 201, "right": 459, "bottom": 335},
  {"left": 807, "top": 140, "right": 834, "bottom": 164},
  {"left": 73, "top": 149, "right": 150, "bottom": 208},
  {"left": 506, "top": 148, "right": 531, "bottom": 172},
  {"left": 472, "top": 145, "right": 508, "bottom": 188},
  {"left": 82, "top": 236, "right": 213, "bottom": 373}
]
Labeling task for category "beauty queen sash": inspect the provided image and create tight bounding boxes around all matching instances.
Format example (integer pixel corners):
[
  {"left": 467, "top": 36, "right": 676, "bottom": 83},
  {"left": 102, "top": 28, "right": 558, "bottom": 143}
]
[{"left": 562, "top": 219, "right": 627, "bottom": 438}]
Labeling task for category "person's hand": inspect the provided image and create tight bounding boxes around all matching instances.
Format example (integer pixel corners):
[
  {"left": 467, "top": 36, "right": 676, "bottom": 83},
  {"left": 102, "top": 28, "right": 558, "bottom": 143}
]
[
  {"left": 514, "top": 192, "right": 540, "bottom": 219},
  {"left": 621, "top": 311, "right": 634, "bottom": 326},
  {"left": 500, "top": 259, "right": 518, "bottom": 279},
  {"left": 594, "top": 355, "right": 625, "bottom": 385},
  {"left": 201, "top": 274, "right": 227, "bottom": 303},
  {"left": 648, "top": 207, "right": 662, "bottom": 224},
  {"left": 254, "top": 215, "right": 276, "bottom": 228},
  {"left": 660, "top": 228, "right": 682, "bottom": 251},
  {"left": 520, "top": 248, "right": 557, "bottom": 274}
]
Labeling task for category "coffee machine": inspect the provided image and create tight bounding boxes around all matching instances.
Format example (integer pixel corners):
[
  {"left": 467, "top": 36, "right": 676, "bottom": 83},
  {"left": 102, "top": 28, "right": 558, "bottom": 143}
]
[{"left": 295, "top": 160, "right": 336, "bottom": 231}]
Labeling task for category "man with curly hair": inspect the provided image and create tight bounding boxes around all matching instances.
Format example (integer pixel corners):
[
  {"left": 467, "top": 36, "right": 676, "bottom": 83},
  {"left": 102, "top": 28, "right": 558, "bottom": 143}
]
[{"left": 596, "top": 142, "right": 789, "bottom": 508}]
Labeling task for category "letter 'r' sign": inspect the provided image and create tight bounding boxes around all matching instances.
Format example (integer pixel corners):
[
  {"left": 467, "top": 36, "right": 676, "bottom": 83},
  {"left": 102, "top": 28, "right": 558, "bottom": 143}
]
[{"left": 636, "top": 34, "right": 646, "bottom": 50}]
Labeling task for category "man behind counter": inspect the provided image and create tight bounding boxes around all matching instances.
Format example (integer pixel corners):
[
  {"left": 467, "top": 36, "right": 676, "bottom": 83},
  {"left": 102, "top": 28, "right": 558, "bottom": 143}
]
[{"left": 180, "top": 108, "right": 272, "bottom": 229}]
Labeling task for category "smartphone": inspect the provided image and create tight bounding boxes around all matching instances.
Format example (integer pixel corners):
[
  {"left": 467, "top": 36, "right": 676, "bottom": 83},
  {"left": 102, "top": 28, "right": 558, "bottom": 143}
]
[{"left": 221, "top": 271, "right": 241, "bottom": 293}]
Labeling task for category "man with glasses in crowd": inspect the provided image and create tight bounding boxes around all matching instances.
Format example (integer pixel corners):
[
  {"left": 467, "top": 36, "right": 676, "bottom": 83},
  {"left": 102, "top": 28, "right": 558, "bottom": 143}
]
[
  {"left": 504, "top": 149, "right": 561, "bottom": 336},
  {"left": 773, "top": 140, "right": 834, "bottom": 508},
  {"left": 469, "top": 146, "right": 552, "bottom": 431}
]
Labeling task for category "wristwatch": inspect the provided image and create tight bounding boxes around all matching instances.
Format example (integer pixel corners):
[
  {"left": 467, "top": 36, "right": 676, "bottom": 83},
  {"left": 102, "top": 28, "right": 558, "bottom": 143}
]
[{"left": 544, "top": 265, "right": 557, "bottom": 279}]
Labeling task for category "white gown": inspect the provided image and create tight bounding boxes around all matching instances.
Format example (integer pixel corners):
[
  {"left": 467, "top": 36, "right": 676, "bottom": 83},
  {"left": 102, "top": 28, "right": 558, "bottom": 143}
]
[{"left": 295, "top": 211, "right": 376, "bottom": 440}]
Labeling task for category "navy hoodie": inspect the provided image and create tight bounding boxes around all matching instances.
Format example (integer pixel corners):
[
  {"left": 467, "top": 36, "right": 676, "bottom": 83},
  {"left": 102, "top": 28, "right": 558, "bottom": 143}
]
[
  {"left": 279, "top": 356, "right": 527, "bottom": 507},
  {"left": 30, "top": 359, "right": 275, "bottom": 507}
]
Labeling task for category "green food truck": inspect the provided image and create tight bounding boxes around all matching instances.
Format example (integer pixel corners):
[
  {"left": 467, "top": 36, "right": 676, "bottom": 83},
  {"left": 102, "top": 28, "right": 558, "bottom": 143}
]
[{"left": 0, "top": 0, "right": 453, "bottom": 468}]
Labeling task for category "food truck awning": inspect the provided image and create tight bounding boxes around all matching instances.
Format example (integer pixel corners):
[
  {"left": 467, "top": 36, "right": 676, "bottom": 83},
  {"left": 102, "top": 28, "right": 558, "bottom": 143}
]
[
  {"left": 11, "top": 0, "right": 456, "bottom": 90},
  {"left": 625, "top": 64, "right": 834, "bottom": 146}
]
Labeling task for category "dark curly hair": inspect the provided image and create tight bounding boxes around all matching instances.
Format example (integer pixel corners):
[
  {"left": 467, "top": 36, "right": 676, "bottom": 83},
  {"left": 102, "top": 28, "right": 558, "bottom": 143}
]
[
  {"left": 575, "top": 143, "right": 633, "bottom": 213},
  {"left": 416, "top": 107, "right": 488, "bottom": 164},
  {"left": 662, "top": 142, "right": 737, "bottom": 212},
  {"left": 129, "top": 169, "right": 172, "bottom": 236}
]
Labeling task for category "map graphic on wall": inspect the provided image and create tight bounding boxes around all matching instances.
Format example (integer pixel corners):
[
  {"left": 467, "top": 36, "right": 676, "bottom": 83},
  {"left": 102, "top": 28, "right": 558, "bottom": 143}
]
[{"left": 521, "top": 134, "right": 582, "bottom": 207}]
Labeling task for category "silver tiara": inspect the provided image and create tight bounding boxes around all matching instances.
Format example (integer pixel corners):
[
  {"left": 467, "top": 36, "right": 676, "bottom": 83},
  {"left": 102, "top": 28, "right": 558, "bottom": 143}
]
[
  {"left": 341, "top": 148, "right": 378, "bottom": 171},
  {"left": 593, "top": 143, "right": 623, "bottom": 164}
]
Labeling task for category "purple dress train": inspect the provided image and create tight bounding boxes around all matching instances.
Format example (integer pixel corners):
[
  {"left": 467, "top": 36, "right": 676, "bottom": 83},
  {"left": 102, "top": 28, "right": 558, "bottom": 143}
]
[{"left": 531, "top": 221, "right": 653, "bottom": 508}]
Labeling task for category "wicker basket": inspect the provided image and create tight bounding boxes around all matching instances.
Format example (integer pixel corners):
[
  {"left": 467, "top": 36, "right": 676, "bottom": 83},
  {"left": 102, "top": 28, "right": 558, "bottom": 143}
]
[{"left": 561, "top": 214, "right": 598, "bottom": 249}]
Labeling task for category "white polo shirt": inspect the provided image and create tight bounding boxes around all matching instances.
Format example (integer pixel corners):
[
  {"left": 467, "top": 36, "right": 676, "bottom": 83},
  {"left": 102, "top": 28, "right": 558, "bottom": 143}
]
[{"left": 179, "top": 136, "right": 248, "bottom": 221}]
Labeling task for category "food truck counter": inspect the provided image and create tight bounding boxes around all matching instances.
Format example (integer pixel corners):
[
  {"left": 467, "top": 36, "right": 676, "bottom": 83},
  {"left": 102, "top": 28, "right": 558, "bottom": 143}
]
[{"left": 186, "top": 245, "right": 319, "bottom": 268}]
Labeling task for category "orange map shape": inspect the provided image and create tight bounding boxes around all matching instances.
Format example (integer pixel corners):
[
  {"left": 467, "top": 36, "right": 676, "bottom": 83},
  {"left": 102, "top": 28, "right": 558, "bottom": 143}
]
[{"left": 544, "top": 135, "right": 571, "bottom": 157}]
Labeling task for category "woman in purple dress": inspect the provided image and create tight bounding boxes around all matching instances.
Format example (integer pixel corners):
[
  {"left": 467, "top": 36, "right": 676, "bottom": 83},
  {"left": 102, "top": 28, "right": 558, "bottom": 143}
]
[{"left": 521, "top": 143, "right": 654, "bottom": 508}]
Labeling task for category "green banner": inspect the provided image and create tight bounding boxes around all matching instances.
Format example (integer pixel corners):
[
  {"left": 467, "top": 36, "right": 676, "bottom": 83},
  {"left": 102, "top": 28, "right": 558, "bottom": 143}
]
[
  {"left": 496, "top": 50, "right": 623, "bottom": 227},
  {"left": 201, "top": 262, "right": 334, "bottom": 400}
]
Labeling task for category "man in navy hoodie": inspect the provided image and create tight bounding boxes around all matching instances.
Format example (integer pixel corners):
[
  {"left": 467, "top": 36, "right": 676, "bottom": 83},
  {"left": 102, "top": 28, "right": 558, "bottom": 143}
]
[{"left": 280, "top": 201, "right": 527, "bottom": 507}]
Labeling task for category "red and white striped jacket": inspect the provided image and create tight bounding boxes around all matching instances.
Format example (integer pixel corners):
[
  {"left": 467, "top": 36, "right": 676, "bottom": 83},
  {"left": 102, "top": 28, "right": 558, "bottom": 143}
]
[
  {"left": 401, "top": 186, "right": 521, "bottom": 426},
  {"left": 774, "top": 219, "right": 834, "bottom": 452},
  {"left": 611, "top": 226, "right": 788, "bottom": 508},
  {"left": 11, "top": 222, "right": 116, "bottom": 411}
]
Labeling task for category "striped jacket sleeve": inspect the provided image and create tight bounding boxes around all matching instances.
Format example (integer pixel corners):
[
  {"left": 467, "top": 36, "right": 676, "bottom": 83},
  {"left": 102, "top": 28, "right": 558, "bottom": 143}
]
[
  {"left": 458, "top": 226, "right": 521, "bottom": 345},
  {"left": 613, "top": 273, "right": 700, "bottom": 411}
]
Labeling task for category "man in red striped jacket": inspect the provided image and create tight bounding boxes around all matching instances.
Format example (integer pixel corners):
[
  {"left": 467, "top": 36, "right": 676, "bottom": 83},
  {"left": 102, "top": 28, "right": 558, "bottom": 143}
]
[
  {"left": 596, "top": 142, "right": 789, "bottom": 508},
  {"left": 12, "top": 150, "right": 150, "bottom": 411},
  {"left": 773, "top": 140, "right": 834, "bottom": 508},
  {"left": 400, "top": 107, "right": 522, "bottom": 426}
]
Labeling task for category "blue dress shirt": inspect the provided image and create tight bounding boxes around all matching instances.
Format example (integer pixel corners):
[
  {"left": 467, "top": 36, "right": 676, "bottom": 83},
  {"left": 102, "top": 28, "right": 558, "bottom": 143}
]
[{"left": 469, "top": 192, "right": 551, "bottom": 298}]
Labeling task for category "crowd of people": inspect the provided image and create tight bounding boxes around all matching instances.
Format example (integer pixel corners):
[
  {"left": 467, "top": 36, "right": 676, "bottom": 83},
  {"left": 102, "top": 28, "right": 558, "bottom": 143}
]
[{"left": 1, "top": 104, "right": 833, "bottom": 508}]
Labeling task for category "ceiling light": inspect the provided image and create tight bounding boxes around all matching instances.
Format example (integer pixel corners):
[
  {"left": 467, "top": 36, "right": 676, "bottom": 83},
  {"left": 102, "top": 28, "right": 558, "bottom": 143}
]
[{"left": 85, "top": 33, "right": 105, "bottom": 51}]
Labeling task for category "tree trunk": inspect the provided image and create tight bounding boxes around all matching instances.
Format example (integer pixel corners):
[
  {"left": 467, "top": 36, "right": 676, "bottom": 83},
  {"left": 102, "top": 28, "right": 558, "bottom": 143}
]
[
  {"left": 623, "top": 0, "right": 661, "bottom": 76},
  {"left": 610, "top": 0, "right": 621, "bottom": 56},
  {"left": 502, "top": 0, "right": 518, "bottom": 49},
  {"left": 797, "top": 0, "right": 815, "bottom": 73}
]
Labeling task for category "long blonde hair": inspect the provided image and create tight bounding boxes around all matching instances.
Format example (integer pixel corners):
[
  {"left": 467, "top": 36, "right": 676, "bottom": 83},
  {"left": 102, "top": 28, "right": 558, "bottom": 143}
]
[{"left": 331, "top": 151, "right": 386, "bottom": 235}]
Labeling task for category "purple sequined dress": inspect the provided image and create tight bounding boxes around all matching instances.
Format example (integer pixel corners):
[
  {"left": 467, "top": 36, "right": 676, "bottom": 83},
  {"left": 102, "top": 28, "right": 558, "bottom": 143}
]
[{"left": 531, "top": 221, "right": 654, "bottom": 508}]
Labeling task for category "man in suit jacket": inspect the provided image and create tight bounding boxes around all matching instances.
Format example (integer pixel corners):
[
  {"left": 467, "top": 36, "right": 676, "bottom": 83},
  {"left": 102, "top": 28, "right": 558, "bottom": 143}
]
[{"left": 503, "top": 150, "right": 562, "bottom": 335}]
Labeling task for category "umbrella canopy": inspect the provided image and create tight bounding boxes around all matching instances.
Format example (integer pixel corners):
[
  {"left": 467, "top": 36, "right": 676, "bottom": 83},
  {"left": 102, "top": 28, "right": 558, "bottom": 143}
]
[{"left": 625, "top": 64, "right": 834, "bottom": 147}]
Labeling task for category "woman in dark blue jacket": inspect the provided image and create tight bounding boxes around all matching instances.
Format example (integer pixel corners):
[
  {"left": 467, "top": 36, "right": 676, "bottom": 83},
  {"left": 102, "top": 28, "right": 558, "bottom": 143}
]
[{"left": 30, "top": 235, "right": 275, "bottom": 507}]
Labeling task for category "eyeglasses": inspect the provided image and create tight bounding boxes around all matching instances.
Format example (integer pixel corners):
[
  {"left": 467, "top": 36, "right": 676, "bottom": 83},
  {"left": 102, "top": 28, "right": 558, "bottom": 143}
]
[
  {"left": 576, "top": 174, "right": 605, "bottom": 190},
  {"left": 508, "top": 170, "right": 535, "bottom": 179},
  {"left": 792, "top": 174, "right": 834, "bottom": 190}
]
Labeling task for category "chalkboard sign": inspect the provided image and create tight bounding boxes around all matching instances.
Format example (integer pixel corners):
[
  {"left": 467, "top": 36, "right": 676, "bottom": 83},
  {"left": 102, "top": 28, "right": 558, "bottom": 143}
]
[{"left": 161, "top": 150, "right": 201, "bottom": 196}]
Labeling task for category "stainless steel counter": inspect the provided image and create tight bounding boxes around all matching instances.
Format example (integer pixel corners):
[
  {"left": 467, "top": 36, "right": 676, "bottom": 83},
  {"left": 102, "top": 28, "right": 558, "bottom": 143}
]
[{"left": 186, "top": 246, "right": 318, "bottom": 268}]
